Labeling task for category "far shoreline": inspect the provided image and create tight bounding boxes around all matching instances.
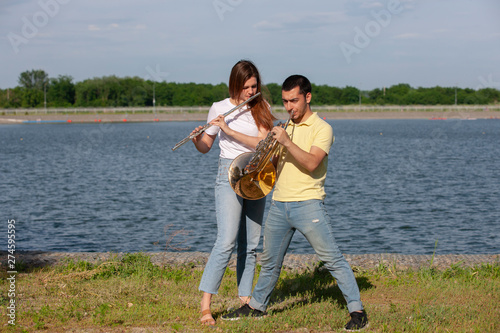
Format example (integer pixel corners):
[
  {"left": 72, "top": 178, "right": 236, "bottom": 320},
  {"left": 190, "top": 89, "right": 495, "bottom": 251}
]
[{"left": 1, "top": 109, "right": 499, "bottom": 124}]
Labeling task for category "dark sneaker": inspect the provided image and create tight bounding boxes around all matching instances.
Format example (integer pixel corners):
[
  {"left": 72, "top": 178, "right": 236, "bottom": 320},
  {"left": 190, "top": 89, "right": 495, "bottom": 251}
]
[
  {"left": 344, "top": 310, "right": 368, "bottom": 331},
  {"left": 221, "top": 304, "right": 266, "bottom": 321}
]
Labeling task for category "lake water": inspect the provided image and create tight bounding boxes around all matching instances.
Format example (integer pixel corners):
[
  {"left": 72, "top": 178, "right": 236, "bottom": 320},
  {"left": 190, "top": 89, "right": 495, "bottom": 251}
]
[{"left": 1, "top": 118, "right": 499, "bottom": 255}]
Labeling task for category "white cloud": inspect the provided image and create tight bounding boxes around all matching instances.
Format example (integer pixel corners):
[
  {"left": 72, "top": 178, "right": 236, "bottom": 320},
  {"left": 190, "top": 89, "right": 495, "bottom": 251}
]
[
  {"left": 0, "top": 0, "right": 499, "bottom": 89},
  {"left": 393, "top": 33, "right": 423, "bottom": 40},
  {"left": 432, "top": 29, "right": 451, "bottom": 34},
  {"left": 88, "top": 25, "right": 100, "bottom": 31},
  {"left": 253, "top": 11, "right": 348, "bottom": 32},
  {"left": 253, "top": 20, "right": 282, "bottom": 31},
  {"left": 359, "top": 1, "right": 384, "bottom": 9}
]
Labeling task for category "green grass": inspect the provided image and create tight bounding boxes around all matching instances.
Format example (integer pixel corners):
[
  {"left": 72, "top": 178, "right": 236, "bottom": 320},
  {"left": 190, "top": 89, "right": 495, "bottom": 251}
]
[{"left": 1, "top": 253, "right": 499, "bottom": 332}]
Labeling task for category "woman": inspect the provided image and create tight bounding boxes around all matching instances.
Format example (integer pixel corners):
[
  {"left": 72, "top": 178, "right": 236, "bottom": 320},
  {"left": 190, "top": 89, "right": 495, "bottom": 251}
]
[{"left": 191, "top": 60, "right": 275, "bottom": 325}]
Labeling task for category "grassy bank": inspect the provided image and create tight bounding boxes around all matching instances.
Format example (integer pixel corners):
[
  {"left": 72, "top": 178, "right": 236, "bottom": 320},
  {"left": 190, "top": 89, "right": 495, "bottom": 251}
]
[{"left": 1, "top": 253, "right": 499, "bottom": 332}]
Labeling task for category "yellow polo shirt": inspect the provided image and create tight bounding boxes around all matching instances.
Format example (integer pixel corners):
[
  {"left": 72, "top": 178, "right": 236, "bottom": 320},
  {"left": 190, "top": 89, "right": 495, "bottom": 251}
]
[{"left": 272, "top": 112, "right": 334, "bottom": 202}]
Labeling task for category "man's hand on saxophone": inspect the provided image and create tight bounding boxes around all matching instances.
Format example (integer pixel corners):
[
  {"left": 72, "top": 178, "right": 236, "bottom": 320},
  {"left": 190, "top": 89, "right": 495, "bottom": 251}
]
[{"left": 271, "top": 126, "right": 291, "bottom": 147}]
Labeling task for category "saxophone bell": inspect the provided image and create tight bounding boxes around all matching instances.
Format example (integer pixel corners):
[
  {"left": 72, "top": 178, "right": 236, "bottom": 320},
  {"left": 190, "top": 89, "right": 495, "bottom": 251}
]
[{"left": 228, "top": 113, "right": 293, "bottom": 200}]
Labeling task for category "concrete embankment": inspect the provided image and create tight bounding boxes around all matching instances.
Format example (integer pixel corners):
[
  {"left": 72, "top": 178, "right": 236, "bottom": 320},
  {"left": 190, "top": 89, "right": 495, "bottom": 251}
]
[
  {"left": 1, "top": 109, "right": 500, "bottom": 124},
  {"left": 3, "top": 251, "right": 499, "bottom": 272}
]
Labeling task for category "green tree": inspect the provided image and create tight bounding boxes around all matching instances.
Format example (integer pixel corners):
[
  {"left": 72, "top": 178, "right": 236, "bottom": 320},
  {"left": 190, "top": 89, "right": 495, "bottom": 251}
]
[
  {"left": 18, "top": 69, "right": 48, "bottom": 107},
  {"left": 0, "top": 87, "right": 23, "bottom": 108},
  {"left": 154, "top": 81, "right": 174, "bottom": 106},
  {"left": 385, "top": 83, "right": 411, "bottom": 104},
  {"left": 312, "top": 84, "right": 343, "bottom": 105},
  {"left": 368, "top": 88, "right": 385, "bottom": 104},
  {"left": 19, "top": 69, "right": 48, "bottom": 90},
  {"left": 119, "top": 76, "right": 149, "bottom": 106},
  {"left": 415, "top": 87, "right": 441, "bottom": 104},
  {"left": 211, "top": 83, "right": 229, "bottom": 104},
  {"left": 458, "top": 88, "right": 475, "bottom": 104},
  {"left": 340, "top": 86, "right": 360, "bottom": 104},
  {"left": 47, "top": 75, "right": 75, "bottom": 106},
  {"left": 6, "top": 70, "right": 500, "bottom": 108},
  {"left": 476, "top": 88, "right": 500, "bottom": 104},
  {"left": 403, "top": 89, "right": 422, "bottom": 105},
  {"left": 74, "top": 78, "right": 99, "bottom": 107},
  {"left": 265, "top": 83, "right": 282, "bottom": 105}
]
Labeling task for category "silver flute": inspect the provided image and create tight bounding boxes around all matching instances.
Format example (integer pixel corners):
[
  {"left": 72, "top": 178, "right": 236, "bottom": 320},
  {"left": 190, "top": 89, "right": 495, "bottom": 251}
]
[{"left": 171, "top": 92, "right": 261, "bottom": 151}]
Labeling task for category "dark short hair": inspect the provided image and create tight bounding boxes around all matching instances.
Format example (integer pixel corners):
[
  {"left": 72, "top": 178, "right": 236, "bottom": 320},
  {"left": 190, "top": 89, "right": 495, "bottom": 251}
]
[{"left": 282, "top": 75, "right": 311, "bottom": 97}]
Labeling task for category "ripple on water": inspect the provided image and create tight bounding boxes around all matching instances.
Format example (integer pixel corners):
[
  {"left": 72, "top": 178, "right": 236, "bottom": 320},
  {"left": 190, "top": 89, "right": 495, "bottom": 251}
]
[{"left": 2, "top": 120, "right": 499, "bottom": 254}]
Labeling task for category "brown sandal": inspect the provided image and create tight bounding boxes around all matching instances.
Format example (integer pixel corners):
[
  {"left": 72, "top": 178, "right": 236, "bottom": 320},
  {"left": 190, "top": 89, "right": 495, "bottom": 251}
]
[
  {"left": 201, "top": 309, "right": 216, "bottom": 326},
  {"left": 239, "top": 296, "right": 250, "bottom": 305}
]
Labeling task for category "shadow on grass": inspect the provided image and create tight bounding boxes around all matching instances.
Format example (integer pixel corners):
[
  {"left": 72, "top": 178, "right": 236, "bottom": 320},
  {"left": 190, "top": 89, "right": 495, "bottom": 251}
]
[
  {"left": 266, "top": 263, "right": 374, "bottom": 314},
  {"left": 0, "top": 250, "right": 50, "bottom": 273}
]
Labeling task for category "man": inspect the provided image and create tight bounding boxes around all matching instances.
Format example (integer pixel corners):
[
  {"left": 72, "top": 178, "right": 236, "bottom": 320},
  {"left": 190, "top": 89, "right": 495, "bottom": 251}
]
[{"left": 222, "top": 75, "right": 369, "bottom": 331}]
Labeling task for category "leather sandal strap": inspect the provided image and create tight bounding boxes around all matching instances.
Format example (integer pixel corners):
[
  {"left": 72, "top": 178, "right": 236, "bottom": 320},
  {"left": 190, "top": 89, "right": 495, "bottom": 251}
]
[{"left": 201, "top": 309, "right": 211, "bottom": 316}]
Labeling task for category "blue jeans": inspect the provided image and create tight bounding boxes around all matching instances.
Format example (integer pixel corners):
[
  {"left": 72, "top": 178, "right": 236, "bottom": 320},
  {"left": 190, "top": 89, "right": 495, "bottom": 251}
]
[
  {"left": 249, "top": 200, "right": 364, "bottom": 313},
  {"left": 199, "top": 158, "right": 266, "bottom": 296}
]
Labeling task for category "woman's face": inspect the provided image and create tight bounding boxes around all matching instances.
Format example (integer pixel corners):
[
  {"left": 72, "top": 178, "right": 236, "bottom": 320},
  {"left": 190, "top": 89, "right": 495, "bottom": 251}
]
[{"left": 238, "top": 76, "right": 258, "bottom": 102}]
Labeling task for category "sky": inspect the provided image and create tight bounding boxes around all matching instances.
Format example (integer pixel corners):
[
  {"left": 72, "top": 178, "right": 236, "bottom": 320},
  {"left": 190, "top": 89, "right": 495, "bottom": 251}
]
[{"left": 1, "top": 0, "right": 499, "bottom": 90}]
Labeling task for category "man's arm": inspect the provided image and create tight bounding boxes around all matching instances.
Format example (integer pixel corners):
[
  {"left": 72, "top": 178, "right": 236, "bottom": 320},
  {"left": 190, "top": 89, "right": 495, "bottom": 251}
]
[{"left": 272, "top": 126, "right": 326, "bottom": 173}]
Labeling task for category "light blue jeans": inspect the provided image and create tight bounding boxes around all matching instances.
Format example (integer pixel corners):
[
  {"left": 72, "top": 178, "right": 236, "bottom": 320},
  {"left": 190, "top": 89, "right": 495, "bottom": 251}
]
[
  {"left": 199, "top": 158, "right": 266, "bottom": 296},
  {"left": 249, "top": 200, "right": 364, "bottom": 313}
]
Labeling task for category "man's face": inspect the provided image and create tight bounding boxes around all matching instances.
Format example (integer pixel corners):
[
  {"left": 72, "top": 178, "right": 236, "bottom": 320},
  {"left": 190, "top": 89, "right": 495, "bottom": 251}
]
[{"left": 282, "top": 86, "right": 312, "bottom": 123}]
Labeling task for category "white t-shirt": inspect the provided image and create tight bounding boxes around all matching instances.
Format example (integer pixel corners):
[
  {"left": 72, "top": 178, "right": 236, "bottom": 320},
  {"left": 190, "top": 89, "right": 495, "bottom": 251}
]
[{"left": 205, "top": 98, "right": 260, "bottom": 159}]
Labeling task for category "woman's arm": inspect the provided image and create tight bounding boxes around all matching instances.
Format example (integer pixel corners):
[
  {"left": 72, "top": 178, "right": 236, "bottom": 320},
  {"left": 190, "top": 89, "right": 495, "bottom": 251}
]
[
  {"left": 210, "top": 115, "right": 269, "bottom": 149},
  {"left": 191, "top": 125, "right": 217, "bottom": 154}
]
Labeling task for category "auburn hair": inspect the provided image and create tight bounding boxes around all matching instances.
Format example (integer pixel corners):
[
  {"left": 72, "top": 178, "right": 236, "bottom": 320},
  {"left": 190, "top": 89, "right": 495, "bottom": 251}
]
[{"left": 228, "top": 60, "right": 276, "bottom": 131}]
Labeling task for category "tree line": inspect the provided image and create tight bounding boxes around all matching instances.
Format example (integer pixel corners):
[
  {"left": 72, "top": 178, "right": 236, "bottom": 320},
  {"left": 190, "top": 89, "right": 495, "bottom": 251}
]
[{"left": 1, "top": 69, "right": 499, "bottom": 108}]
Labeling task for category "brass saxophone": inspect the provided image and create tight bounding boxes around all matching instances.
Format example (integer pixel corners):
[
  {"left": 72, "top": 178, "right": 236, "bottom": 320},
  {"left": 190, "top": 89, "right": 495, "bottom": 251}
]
[{"left": 228, "top": 115, "right": 292, "bottom": 200}]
